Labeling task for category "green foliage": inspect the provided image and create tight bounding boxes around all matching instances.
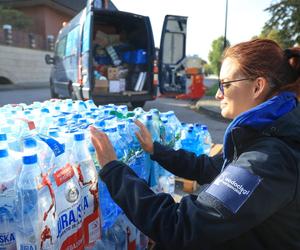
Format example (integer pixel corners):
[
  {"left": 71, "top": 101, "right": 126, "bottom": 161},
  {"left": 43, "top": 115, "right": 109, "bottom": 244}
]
[
  {"left": 259, "top": 27, "right": 294, "bottom": 48},
  {"left": 264, "top": 0, "right": 300, "bottom": 47},
  {"left": 203, "top": 63, "right": 213, "bottom": 76},
  {"left": 208, "top": 36, "right": 230, "bottom": 76},
  {"left": 205, "top": 83, "right": 219, "bottom": 97},
  {"left": 0, "top": 6, "right": 32, "bottom": 30}
]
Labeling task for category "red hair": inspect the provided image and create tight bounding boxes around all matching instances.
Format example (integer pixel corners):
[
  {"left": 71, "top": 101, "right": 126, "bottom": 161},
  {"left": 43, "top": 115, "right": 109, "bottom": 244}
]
[{"left": 223, "top": 39, "right": 300, "bottom": 96}]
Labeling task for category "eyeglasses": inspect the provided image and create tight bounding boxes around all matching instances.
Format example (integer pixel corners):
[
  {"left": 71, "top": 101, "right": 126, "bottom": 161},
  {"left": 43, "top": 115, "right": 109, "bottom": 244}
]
[{"left": 218, "top": 78, "right": 252, "bottom": 95}]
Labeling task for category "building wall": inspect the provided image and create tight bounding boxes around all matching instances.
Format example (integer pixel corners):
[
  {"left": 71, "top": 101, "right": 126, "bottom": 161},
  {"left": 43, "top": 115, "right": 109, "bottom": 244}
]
[
  {"left": 15, "top": 5, "right": 72, "bottom": 38},
  {"left": 0, "top": 44, "right": 53, "bottom": 86}
]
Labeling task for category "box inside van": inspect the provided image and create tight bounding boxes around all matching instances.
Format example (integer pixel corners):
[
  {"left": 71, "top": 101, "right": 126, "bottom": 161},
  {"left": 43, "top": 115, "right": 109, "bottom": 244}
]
[
  {"left": 90, "top": 10, "right": 155, "bottom": 107},
  {"left": 45, "top": 1, "right": 187, "bottom": 108}
]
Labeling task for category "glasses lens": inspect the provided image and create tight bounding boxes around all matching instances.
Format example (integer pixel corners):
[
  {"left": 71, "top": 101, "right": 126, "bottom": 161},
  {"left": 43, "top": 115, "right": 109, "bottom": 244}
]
[{"left": 218, "top": 80, "right": 224, "bottom": 94}]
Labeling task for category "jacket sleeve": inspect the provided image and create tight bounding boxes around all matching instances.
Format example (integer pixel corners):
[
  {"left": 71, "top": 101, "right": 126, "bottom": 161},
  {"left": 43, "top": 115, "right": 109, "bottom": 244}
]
[
  {"left": 99, "top": 140, "right": 297, "bottom": 250},
  {"left": 150, "top": 141, "right": 223, "bottom": 184}
]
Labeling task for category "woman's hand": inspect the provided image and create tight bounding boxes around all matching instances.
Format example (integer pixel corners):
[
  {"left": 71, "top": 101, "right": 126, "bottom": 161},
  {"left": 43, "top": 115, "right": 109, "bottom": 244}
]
[
  {"left": 135, "top": 120, "right": 154, "bottom": 154},
  {"left": 90, "top": 126, "right": 117, "bottom": 167}
]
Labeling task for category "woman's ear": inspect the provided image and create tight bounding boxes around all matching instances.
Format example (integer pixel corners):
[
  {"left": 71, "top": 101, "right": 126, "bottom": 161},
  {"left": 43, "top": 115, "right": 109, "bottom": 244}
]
[{"left": 253, "top": 77, "right": 269, "bottom": 100}]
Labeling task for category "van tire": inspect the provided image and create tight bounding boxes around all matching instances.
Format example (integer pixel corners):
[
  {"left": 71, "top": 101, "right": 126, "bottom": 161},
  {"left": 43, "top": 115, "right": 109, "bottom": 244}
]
[
  {"left": 50, "top": 81, "right": 59, "bottom": 98},
  {"left": 131, "top": 101, "right": 145, "bottom": 108}
]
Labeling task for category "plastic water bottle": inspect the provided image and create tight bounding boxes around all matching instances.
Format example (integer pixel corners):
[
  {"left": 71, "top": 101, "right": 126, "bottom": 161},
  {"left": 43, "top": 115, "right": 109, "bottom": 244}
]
[
  {"left": 72, "top": 132, "right": 101, "bottom": 247},
  {"left": 105, "top": 126, "right": 128, "bottom": 162},
  {"left": 193, "top": 123, "right": 204, "bottom": 156},
  {"left": 145, "top": 114, "right": 160, "bottom": 189},
  {"left": 51, "top": 143, "right": 83, "bottom": 250},
  {"left": 16, "top": 154, "right": 41, "bottom": 250},
  {"left": 157, "top": 119, "right": 175, "bottom": 194},
  {"left": 164, "top": 111, "right": 182, "bottom": 149},
  {"left": 181, "top": 126, "right": 197, "bottom": 154},
  {"left": 0, "top": 134, "right": 18, "bottom": 250},
  {"left": 201, "top": 125, "right": 212, "bottom": 155}
]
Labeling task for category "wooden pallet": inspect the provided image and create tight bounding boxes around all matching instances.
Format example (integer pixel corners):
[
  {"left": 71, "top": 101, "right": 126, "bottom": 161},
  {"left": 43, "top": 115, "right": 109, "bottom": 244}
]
[{"left": 175, "top": 144, "right": 223, "bottom": 193}]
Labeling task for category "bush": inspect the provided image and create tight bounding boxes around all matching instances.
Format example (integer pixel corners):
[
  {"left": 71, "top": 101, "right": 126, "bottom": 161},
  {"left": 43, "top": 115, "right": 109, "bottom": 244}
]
[{"left": 205, "top": 83, "right": 219, "bottom": 96}]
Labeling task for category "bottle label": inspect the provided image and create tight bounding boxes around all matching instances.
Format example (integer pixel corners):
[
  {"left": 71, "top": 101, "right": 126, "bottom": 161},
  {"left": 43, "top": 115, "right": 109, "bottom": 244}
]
[
  {"left": 17, "top": 118, "right": 36, "bottom": 130},
  {"left": 20, "top": 244, "right": 37, "bottom": 250},
  {"left": 0, "top": 178, "right": 16, "bottom": 249},
  {"left": 74, "top": 160, "right": 101, "bottom": 247},
  {"left": 52, "top": 163, "right": 84, "bottom": 250},
  {"left": 38, "top": 135, "right": 64, "bottom": 157},
  {"left": 53, "top": 163, "right": 75, "bottom": 187},
  {"left": 0, "top": 232, "right": 15, "bottom": 248}
]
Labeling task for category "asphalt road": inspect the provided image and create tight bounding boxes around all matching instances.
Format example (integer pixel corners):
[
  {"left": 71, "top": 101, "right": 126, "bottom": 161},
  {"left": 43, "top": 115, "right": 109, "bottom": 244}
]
[{"left": 0, "top": 87, "right": 228, "bottom": 144}]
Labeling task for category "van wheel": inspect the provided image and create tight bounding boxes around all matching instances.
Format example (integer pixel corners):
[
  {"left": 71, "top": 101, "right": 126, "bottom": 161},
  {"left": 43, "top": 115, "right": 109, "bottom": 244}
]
[
  {"left": 50, "top": 81, "right": 59, "bottom": 98},
  {"left": 131, "top": 101, "right": 145, "bottom": 108}
]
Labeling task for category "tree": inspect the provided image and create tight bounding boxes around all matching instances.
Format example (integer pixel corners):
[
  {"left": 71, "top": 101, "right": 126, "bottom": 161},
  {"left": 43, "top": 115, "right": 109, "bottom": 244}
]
[
  {"left": 208, "top": 36, "right": 230, "bottom": 75},
  {"left": 0, "top": 6, "right": 32, "bottom": 30},
  {"left": 258, "top": 26, "right": 293, "bottom": 48},
  {"left": 264, "top": 0, "right": 300, "bottom": 46}
]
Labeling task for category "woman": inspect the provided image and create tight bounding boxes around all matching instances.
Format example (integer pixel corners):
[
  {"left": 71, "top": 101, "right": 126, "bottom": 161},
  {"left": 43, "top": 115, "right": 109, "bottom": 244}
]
[{"left": 90, "top": 39, "right": 300, "bottom": 250}]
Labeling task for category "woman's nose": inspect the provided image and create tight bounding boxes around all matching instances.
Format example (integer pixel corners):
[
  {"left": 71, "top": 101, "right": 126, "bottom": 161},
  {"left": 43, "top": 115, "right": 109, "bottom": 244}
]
[{"left": 215, "top": 88, "right": 224, "bottom": 100}]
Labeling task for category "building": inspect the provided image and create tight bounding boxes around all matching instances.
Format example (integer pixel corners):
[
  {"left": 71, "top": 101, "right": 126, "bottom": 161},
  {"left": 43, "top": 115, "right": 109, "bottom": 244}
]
[{"left": 0, "top": 0, "right": 117, "bottom": 41}]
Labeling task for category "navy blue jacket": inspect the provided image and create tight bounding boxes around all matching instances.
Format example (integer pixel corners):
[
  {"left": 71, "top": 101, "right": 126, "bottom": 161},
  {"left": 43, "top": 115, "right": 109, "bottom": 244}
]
[{"left": 99, "top": 106, "right": 300, "bottom": 250}]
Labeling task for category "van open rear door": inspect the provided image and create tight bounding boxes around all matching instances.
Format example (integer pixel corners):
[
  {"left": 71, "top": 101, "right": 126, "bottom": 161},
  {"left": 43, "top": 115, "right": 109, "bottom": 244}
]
[{"left": 158, "top": 15, "right": 188, "bottom": 95}]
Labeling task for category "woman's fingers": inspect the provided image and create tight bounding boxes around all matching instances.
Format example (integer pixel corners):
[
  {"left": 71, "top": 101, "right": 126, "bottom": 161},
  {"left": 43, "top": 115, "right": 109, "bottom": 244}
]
[{"left": 135, "top": 131, "right": 144, "bottom": 145}]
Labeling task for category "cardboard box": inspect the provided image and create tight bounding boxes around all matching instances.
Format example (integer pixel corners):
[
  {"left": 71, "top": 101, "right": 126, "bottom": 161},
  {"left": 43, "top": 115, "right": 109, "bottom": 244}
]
[
  {"left": 109, "top": 79, "right": 125, "bottom": 93},
  {"left": 94, "top": 79, "right": 109, "bottom": 94},
  {"left": 95, "top": 79, "right": 108, "bottom": 87},
  {"left": 107, "top": 67, "right": 119, "bottom": 80}
]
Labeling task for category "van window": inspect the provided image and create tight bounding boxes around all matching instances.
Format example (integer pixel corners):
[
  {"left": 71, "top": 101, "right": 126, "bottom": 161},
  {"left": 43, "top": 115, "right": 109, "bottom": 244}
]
[
  {"left": 82, "top": 12, "right": 91, "bottom": 53},
  {"left": 65, "top": 26, "right": 80, "bottom": 56},
  {"left": 162, "top": 32, "right": 184, "bottom": 65},
  {"left": 56, "top": 36, "right": 67, "bottom": 58}
]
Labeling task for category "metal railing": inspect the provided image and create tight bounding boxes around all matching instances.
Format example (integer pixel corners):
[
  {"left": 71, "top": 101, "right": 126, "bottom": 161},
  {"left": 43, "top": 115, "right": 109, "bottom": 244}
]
[{"left": 0, "top": 24, "right": 55, "bottom": 51}]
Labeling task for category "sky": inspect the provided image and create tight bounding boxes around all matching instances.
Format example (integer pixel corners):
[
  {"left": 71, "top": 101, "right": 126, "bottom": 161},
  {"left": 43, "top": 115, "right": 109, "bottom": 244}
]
[{"left": 112, "top": 0, "right": 273, "bottom": 61}]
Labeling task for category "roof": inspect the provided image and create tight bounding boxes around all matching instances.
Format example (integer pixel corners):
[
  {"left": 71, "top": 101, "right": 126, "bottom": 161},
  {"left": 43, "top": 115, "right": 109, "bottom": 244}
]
[{"left": 0, "top": 0, "right": 117, "bottom": 14}]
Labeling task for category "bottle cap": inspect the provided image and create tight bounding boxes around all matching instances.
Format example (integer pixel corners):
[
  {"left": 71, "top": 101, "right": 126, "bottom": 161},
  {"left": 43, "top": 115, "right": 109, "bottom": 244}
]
[
  {"left": 0, "top": 134, "right": 7, "bottom": 142},
  {"left": 24, "top": 137, "right": 37, "bottom": 148},
  {"left": 23, "top": 154, "right": 38, "bottom": 164},
  {"left": 74, "top": 133, "right": 85, "bottom": 141},
  {"left": 117, "top": 123, "right": 126, "bottom": 129},
  {"left": 0, "top": 149, "right": 8, "bottom": 158},
  {"left": 41, "top": 108, "right": 50, "bottom": 113}
]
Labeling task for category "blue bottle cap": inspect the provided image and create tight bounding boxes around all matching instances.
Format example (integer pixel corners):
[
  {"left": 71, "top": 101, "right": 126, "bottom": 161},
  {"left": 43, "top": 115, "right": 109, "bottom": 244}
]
[
  {"left": 49, "top": 131, "right": 59, "bottom": 137},
  {"left": 79, "top": 118, "right": 87, "bottom": 124},
  {"left": 201, "top": 125, "right": 208, "bottom": 130},
  {"left": 161, "top": 118, "right": 168, "bottom": 124},
  {"left": 0, "top": 134, "right": 7, "bottom": 142},
  {"left": 74, "top": 133, "right": 85, "bottom": 141},
  {"left": 146, "top": 114, "right": 152, "bottom": 120},
  {"left": 109, "top": 126, "right": 117, "bottom": 133},
  {"left": 117, "top": 123, "right": 126, "bottom": 129},
  {"left": 23, "top": 154, "right": 38, "bottom": 164},
  {"left": 72, "top": 114, "right": 82, "bottom": 120},
  {"left": 94, "top": 120, "right": 105, "bottom": 128},
  {"left": 0, "top": 149, "right": 8, "bottom": 158},
  {"left": 24, "top": 137, "right": 37, "bottom": 148},
  {"left": 41, "top": 108, "right": 50, "bottom": 113}
]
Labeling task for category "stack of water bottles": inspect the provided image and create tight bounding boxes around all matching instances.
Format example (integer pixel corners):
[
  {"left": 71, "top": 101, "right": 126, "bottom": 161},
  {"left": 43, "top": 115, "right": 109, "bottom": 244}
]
[{"left": 0, "top": 99, "right": 212, "bottom": 250}]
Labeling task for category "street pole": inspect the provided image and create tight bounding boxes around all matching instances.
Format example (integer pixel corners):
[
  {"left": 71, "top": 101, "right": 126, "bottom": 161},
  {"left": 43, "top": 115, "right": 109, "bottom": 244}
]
[{"left": 224, "top": 0, "right": 228, "bottom": 50}]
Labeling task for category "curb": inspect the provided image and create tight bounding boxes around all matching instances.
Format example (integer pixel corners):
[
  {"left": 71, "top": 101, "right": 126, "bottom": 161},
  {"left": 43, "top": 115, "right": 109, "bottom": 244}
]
[
  {"left": 0, "top": 84, "right": 49, "bottom": 91},
  {"left": 190, "top": 101, "right": 231, "bottom": 123}
]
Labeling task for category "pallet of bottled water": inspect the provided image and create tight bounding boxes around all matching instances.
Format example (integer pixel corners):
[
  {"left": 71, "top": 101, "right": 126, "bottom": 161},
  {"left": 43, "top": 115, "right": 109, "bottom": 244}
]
[{"left": 0, "top": 99, "right": 212, "bottom": 250}]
